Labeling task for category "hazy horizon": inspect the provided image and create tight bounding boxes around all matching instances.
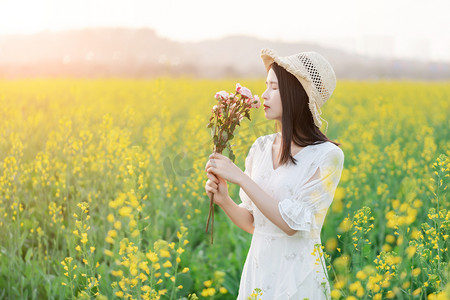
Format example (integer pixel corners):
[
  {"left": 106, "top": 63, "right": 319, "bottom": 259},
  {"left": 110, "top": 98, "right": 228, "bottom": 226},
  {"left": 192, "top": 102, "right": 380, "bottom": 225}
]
[{"left": 0, "top": 0, "right": 449, "bottom": 63}]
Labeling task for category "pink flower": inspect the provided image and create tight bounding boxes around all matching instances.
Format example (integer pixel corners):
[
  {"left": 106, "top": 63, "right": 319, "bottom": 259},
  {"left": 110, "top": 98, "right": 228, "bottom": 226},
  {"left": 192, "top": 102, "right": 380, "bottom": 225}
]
[
  {"left": 215, "top": 90, "right": 229, "bottom": 100},
  {"left": 235, "top": 83, "right": 252, "bottom": 99},
  {"left": 252, "top": 95, "right": 261, "bottom": 109}
]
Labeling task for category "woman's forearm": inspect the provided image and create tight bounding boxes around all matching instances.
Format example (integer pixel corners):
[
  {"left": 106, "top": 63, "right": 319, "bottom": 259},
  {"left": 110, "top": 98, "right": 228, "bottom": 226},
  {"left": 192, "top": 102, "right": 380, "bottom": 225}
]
[
  {"left": 218, "top": 196, "right": 255, "bottom": 234},
  {"left": 239, "top": 174, "right": 297, "bottom": 236}
]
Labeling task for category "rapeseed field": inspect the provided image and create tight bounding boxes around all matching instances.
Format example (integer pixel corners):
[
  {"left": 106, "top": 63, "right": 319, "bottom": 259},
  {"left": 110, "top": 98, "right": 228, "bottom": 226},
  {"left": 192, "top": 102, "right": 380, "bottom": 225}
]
[{"left": 0, "top": 79, "right": 448, "bottom": 299}]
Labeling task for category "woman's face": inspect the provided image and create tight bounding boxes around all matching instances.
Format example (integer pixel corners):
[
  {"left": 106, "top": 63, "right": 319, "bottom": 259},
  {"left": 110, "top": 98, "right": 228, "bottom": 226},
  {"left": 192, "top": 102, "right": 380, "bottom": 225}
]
[{"left": 262, "top": 68, "right": 282, "bottom": 122}]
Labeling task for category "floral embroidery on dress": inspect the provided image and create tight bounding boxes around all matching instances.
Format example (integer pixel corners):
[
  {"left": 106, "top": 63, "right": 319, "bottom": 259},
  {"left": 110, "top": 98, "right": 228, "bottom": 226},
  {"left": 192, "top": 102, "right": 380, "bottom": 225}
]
[
  {"left": 257, "top": 217, "right": 267, "bottom": 228},
  {"left": 286, "top": 185, "right": 295, "bottom": 197},
  {"left": 284, "top": 252, "right": 297, "bottom": 261},
  {"left": 263, "top": 235, "right": 275, "bottom": 246}
]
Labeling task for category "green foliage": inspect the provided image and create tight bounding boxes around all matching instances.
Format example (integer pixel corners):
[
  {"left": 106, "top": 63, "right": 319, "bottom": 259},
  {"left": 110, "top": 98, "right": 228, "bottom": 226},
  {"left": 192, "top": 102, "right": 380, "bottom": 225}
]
[{"left": 0, "top": 79, "right": 448, "bottom": 299}]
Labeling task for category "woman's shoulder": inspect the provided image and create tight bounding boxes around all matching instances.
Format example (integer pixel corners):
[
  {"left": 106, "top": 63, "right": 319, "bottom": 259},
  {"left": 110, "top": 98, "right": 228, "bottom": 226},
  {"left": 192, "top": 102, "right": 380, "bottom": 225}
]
[
  {"left": 255, "top": 132, "right": 277, "bottom": 143},
  {"left": 313, "top": 140, "right": 343, "bottom": 151},
  {"left": 249, "top": 133, "right": 276, "bottom": 151},
  {"left": 309, "top": 141, "right": 344, "bottom": 161}
]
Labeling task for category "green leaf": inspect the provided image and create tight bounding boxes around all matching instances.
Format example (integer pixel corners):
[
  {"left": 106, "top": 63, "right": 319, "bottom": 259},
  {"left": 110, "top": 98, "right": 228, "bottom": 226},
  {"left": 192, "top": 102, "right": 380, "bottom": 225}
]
[
  {"left": 227, "top": 144, "right": 236, "bottom": 162},
  {"left": 175, "top": 273, "right": 194, "bottom": 298},
  {"left": 222, "top": 131, "right": 228, "bottom": 141},
  {"left": 363, "top": 243, "right": 371, "bottom": 257},
  {"left": 25, "top": 248, "right": 33, "bottom": 262},
  {"left": 229, "top": 150, "right": 235, "bottom": 162}
]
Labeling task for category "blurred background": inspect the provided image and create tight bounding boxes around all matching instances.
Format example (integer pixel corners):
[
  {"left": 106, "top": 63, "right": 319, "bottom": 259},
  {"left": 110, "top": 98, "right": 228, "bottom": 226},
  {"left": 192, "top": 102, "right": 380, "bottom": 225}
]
[
  {"left": 1, "top": 0, "right": 449, "bottom": 80},
  {"left": 1, "top": 1, "right": 449, "bottom": 299}
]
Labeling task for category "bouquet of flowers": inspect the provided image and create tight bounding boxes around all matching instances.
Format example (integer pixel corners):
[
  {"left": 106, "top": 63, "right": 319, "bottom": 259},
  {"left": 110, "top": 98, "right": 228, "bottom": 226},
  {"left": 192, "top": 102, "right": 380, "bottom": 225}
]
[{"left": 206, "top": 83, "right": 260, "bottom": 244}]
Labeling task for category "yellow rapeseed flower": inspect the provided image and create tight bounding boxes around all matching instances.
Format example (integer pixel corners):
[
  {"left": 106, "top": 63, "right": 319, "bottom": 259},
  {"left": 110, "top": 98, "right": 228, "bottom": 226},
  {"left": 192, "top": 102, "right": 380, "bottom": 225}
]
[
  {"left": 118, "top": 206, "right": 132, "bottom": 217},
  {"left": 201, "top": 287, "right": 216, "bottom": 297},
  {"left": 373, "top": 293, "right": 382, "bottom": 300},
  {"left": 356, "top": 270, "right": 367, "bottom": 280},
  {"left": 204, "top": 280, "right": 212, "bottom": 287},
  {"left": 325, "top": 238, "right": 338, "bottom": 252},
  {"left": 406, "top": 246, "right": 416, "bottom": 258},
  {"left": 330, "top": 289, "right": 341, "bottom": 299},
  {"left": 146, "top": 251, "right": 159, "bottom": 262},
  {"left": 412, "top": 288, "right": 421, "bottom": 296},
  {"left": 114, "top": 220, "right": 122, "bottom": 230},
  {"left": 115, "top": 291, "right": 124, "bottom": 297},
  {"left": 111, "top": 270, "right": 123, "bottom": 277},
  {"left": 162, "top": 260, "right": 172, "bottom": 268},
  {"left": 129, "top": 218, "right": 137, "bottom": 229},
  {"left": 160, "top": 250, "right": 170, "bottom": 258},
  {"left": 107, "top": 214, "right": 115, "bottom": 223}
]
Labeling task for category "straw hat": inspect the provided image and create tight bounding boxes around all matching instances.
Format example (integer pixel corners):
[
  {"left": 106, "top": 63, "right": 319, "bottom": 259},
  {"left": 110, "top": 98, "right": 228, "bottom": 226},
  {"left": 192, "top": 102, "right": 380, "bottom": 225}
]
[{"left": 260, "top": 48, "right": 336, "bottom": 130}]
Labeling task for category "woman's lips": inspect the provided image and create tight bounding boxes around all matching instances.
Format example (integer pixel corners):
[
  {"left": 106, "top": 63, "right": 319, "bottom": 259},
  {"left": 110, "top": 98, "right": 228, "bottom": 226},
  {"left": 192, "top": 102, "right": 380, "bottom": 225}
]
[{"left": 264, "top": 105, "right": 270, "bottom": 110}]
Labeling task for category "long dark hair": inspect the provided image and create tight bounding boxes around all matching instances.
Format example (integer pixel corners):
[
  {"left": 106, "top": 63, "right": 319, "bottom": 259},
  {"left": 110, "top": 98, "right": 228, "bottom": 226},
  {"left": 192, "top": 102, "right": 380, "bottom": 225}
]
[{"left": 271, "top": 62, "right": 340, "bottom": 166}]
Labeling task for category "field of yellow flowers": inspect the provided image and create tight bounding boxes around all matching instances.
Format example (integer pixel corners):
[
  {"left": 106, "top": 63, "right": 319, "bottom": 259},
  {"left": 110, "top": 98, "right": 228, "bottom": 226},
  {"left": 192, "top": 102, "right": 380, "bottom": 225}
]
[{"left": 0, "top": 78, "right": 449, "bottom": 299}]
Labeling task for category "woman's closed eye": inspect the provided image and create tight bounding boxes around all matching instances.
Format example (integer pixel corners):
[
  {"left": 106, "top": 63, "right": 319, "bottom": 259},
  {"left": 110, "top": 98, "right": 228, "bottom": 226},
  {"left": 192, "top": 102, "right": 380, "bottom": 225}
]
[{"left": 265, "top": 84, "right": 278, "bottom": 91}]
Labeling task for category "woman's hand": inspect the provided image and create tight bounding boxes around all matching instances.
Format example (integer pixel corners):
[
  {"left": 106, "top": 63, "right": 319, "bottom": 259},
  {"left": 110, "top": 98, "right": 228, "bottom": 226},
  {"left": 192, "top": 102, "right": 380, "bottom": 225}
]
[
  {"left": 204, "top": 172, "right": 229, "bottom": 206},
  {"left": 205, "top": 153, "right": 245, "bottom": 185}
]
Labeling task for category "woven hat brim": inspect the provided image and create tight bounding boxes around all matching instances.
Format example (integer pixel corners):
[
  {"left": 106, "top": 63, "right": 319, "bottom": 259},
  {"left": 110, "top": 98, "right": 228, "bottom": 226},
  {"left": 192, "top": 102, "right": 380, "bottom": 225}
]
[{"left": 260, "top": 48, "right": 323, "bottom": 128}]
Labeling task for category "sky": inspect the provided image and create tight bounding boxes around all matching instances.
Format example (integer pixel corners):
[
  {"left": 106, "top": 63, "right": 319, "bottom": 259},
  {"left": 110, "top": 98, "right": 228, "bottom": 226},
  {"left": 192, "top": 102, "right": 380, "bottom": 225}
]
[{"left": 0, "top": 0, "right": 449, "bottom": 62}]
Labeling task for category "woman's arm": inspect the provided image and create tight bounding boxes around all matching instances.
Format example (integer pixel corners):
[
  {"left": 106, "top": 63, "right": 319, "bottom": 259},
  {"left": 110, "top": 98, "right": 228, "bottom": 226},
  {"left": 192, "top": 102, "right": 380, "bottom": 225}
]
[
  {"left": 206, "top": 152, "right": 296, "bottom": 236},
  {"left": 217, "top": 196, "right": 255, "bottom": 234},
  {"left": 238, "top": 174, "right": 297, "bottom": 236},
  {"left": 205, "top": 172, "right": 254, "bottom": 234}
]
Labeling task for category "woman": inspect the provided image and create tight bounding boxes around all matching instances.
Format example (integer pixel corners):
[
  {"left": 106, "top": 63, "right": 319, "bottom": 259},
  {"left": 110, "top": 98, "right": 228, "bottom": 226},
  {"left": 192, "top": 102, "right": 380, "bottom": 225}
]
[{"left": 204, "top": 48, "right": 344, "bottom": 299}]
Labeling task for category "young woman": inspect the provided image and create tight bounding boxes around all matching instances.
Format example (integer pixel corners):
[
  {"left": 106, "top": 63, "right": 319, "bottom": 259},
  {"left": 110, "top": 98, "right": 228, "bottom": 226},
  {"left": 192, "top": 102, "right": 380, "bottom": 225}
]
[{"left": 205, "top": 48, "right": 344, "bottom": 300}]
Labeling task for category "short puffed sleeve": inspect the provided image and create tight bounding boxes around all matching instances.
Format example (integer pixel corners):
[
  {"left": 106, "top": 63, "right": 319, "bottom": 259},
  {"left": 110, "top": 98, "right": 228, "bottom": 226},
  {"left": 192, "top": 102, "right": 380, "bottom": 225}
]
[
  {"left": 278, "top": 147, "right": 344, "bottom": 231},
  {"left": 238, "top": 138, "right": 260, "bottom": 214}
]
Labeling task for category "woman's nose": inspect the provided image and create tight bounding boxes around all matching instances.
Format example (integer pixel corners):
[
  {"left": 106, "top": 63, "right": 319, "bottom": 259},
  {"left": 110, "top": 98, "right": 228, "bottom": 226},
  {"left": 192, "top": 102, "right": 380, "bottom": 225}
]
[{"left": 262, "top": 89, "right": 269, "bottom": 100}]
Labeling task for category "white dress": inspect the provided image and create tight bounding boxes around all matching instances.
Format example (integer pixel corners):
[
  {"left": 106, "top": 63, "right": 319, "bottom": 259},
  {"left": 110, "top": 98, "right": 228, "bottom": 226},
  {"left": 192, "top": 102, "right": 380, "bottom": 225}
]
[{"left": 237, "top": 133, "right": 344, "bottom": 300}]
